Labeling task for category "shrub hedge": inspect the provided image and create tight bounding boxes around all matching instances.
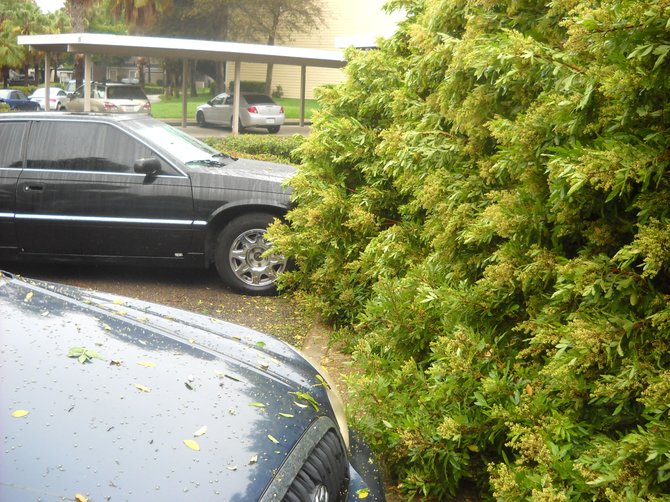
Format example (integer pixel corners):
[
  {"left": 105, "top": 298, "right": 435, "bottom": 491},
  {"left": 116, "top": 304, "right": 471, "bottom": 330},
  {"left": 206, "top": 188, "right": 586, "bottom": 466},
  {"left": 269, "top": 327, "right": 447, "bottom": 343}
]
[
  {"left": 203, "top": 135, "right": 304, "bottom": 165},
  {"left": 267, "top": 0, "right": 670, "bottom": 499}
]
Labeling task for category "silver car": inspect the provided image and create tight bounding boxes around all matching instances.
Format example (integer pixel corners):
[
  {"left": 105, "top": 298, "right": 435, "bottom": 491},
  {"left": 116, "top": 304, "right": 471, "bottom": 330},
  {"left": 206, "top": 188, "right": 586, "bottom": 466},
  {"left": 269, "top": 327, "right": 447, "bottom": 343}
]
[
  {"left": 65, "top": 82, "right": 151, "bottom": 114},
  {"left": 28, "top": 87, "right": 68, "bottom": 110},
  {"left": 196, "top": 93, "right": 285, "bottom": 133}
]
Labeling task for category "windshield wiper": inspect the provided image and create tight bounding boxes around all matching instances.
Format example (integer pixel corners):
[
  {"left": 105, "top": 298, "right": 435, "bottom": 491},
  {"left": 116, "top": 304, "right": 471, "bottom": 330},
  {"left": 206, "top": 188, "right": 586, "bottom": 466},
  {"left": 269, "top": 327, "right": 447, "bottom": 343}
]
[
  {"left": 213, "top": 152, "right": 237, "bottom": 161},
  {"left": 185, "top": 158, "right": 229, "bottom": 167}
]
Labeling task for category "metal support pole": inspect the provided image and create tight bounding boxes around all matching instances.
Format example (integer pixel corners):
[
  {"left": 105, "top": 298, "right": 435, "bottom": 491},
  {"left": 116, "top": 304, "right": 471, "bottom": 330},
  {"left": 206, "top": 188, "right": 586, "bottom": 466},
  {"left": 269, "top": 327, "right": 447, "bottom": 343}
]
[
  {"left": 181, "top": 59, "right": 188, "bottom": 128},
  {"left": 232, "top": 61, "right": 241, "bottom": 135},
  {"left": 300, "top": 65, "right": 306, "bottom": 127},
  {"left": 44, "top": 52, "right": 51, "bottom": 111},
  {"left": 84, "top": 54, "right": 92, "bottom": 112}
]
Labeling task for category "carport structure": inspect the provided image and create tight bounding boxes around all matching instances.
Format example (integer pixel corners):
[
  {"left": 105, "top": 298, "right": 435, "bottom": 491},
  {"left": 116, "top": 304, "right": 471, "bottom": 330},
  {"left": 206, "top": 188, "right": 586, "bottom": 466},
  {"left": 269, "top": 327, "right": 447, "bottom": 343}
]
[{"left": 17, "top": 32, "right": 346, "bottom": 133}]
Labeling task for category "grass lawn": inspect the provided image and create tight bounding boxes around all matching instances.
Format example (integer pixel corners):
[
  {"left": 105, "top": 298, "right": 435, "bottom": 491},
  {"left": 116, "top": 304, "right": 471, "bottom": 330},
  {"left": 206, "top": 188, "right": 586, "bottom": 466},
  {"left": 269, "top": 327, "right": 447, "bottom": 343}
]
[{"left": 149, "top": 91, "right": 319, "bottom": 121}]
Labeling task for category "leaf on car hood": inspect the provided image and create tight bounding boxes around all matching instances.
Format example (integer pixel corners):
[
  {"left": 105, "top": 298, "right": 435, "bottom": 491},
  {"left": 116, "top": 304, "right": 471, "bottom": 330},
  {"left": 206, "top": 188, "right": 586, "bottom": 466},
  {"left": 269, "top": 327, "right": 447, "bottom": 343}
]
[
  {"left": 183, "top": 439, "right": 200, "bottom": 451},
  {"left": 289, "top": 391, "right": 320, "bottom": 411},
  {"left": 137, "top": 361, "right": 156, "bottom": 368},
  {"left": 24, "top": 291, "right": 33, "bottom": 302},
  {"left": 134, "top": 383, "right": 151, "bottom": 393},
  {"left": 193, "top": 425, "right": 207, "bottom": 437},
  {"left": 11, "top": 409, "right": 29, "bottom": 418}
]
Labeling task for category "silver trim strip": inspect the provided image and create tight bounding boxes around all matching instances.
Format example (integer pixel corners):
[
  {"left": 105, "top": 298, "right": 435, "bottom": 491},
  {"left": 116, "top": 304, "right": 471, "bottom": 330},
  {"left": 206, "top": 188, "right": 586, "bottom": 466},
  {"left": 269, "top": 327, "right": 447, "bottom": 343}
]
[
  {"left": 17, "top": 168, "right": 188, "bottom": 179},
  {"left": 0, "top": 212, "right": 15, "bottom": 218},
  {"left": 14, "top": 214, "right": 201, "bottom": 225},
  {"left": 193, "top": 220, "right": 207, "bottom": 226}
]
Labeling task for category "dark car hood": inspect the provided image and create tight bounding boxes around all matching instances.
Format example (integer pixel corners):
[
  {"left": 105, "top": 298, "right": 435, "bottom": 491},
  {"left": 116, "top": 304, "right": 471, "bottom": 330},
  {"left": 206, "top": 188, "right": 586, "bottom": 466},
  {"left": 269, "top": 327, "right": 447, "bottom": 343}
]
[
  {"left": 0, "top": 272, "right": 333, "bottom": 501},
  {"left": 188, "top": 158, "right": 296, "bottom": 194}
]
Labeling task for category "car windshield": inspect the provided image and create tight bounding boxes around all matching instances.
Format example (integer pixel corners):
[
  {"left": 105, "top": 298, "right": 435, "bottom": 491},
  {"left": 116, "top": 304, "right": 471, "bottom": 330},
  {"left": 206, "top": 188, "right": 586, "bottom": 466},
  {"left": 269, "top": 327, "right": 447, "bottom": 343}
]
[
  {"left": 0, "top": 90, "right": 12, "bottom": 99},
  {"left": 107, "top": 86, "right": 147, "bottom": 100},
  {"left": 125, "top": 118, "right": 233, "bottom": 166}
]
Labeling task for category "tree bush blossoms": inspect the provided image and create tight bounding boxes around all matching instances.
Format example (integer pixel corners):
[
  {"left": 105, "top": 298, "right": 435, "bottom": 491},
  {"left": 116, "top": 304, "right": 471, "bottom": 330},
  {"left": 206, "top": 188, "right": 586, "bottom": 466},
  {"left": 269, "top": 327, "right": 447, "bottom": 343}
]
[{"left": 267, "top": 0, "right": 670, "bottom": 498}]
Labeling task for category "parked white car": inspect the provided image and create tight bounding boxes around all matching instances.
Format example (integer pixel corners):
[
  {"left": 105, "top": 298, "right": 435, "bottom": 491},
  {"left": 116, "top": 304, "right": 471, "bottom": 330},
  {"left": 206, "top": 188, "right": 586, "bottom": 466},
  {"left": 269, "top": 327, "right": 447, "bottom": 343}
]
[
  {"left": 28, "top": 87, "right": 68, "bottom": 110},
  {"left": 196, "top": 93, "right": 285, "bottom": 134}
]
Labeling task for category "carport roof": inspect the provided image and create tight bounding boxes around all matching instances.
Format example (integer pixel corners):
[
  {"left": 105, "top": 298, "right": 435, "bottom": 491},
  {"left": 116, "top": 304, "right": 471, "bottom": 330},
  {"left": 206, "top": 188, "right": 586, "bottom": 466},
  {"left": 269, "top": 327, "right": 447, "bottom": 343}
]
[{"left": 17, "top": 32, "right": 346, "bottom": 68}]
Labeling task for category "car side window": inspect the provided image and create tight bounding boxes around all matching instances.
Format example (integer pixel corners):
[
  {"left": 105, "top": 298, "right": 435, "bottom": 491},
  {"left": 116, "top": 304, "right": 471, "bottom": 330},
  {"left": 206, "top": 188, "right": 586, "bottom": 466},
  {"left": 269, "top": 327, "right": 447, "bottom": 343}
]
[
  {"left": 26, "top": 122, "right": 158, "bottom": 173},
  {"left": 224, "top": 96, "right": 233, "bottom": 105},
  {"left": 0, "top": 122, "right": 26, "bottom": 168}
]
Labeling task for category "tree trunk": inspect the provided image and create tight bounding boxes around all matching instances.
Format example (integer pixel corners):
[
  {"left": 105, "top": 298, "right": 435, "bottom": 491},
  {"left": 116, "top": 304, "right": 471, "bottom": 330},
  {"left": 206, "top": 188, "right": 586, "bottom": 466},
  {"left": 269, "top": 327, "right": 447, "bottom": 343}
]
[
  {"left": 190, "top": 63, "right": 197, "bottom": 97},
  {"left": 67, "top": 0, "right": 87, "bottom": 88},
  {"left": 265, "top": 10, "right": 280, "bottom": 96},
  {"left": 264, "top": 63, "right": 274, "bottom": 96},
  {"left": 216, "top": 61, "right": 226, "bottom": 95}
]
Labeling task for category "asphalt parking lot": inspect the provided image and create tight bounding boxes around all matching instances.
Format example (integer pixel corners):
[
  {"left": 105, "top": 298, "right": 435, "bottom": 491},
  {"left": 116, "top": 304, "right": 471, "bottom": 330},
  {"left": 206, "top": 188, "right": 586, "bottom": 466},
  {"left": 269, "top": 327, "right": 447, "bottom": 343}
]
[
  {"left": 170, "top": 121, "right": 311, "bottom": 139},
  {"left": 4, "top": 262, "right": 312, "bottom": 349}
]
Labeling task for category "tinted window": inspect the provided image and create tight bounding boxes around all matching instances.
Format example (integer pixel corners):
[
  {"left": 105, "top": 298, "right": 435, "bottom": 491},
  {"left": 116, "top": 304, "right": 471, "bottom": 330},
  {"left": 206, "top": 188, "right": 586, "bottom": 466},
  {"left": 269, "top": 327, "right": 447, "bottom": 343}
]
[
  {"left": 107, "top": 86, "right": 147, "bottom": 100},
  {"left": 244, "top": 94, "right": 275, "bottom": 105},
  {"left": 0, "top": 122, "right": 26, "bottom": 168},
  {"left": 26, "top": 122, "right": 155, "bottom": 173}
]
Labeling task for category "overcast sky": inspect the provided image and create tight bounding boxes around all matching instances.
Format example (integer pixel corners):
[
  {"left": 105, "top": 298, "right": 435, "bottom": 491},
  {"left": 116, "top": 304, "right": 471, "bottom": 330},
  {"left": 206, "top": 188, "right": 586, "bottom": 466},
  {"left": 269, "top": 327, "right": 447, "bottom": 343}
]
[{"left": 35, "top": 0, "right": 64, "bottom": 13}]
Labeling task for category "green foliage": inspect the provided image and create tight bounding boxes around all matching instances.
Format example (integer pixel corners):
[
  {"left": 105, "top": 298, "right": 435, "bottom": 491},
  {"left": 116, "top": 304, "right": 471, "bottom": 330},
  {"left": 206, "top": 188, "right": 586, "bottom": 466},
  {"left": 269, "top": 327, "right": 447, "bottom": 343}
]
[
  {"left": 149, "top": 91, "right": 317, "bottom": 120},
  {"left": 143, "top": 84, "right": 163, "bottom": 94},
  {"left": 228, "top": 80, "right": 266, "bottom": 93},
  {"left": 203, "top": 134, "right": 304, "bottom": 165},
  {"left": 267, "top": 0, "right": 670, "bottom": 498}
]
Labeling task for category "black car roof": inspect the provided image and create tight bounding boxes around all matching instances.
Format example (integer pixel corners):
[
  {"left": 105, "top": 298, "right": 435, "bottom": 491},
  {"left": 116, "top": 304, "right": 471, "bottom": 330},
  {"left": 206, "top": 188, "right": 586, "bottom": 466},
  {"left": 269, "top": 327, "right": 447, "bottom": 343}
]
[{"left": 0, "top": 111, "right": 152, "bottom": 123}]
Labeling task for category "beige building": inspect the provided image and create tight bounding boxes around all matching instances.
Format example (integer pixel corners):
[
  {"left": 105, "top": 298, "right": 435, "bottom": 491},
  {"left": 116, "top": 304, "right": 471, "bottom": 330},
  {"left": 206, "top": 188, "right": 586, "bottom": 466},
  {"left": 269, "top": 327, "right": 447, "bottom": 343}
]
[{"left": 238, "top": 0, "right": 404, "bottom": 99}]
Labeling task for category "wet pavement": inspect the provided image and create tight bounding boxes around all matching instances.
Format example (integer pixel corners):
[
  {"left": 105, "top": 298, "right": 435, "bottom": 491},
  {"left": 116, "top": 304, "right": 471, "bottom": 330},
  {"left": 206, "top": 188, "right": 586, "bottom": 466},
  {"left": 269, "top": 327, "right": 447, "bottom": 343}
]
[{"left": 169, "top": 121, "right": 311, "bottom": 139}]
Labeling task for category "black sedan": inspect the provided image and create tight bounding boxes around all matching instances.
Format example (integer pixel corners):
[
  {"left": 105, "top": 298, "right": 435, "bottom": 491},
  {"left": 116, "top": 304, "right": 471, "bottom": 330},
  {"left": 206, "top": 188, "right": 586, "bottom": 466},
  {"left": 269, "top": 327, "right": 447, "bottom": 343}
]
[
  {"left": 0, "top": 112, "right": 291, "bottom": 295},
  {"left": 0, "top": 89, "right": 40, "bottom": 111},
  {"left": 0, "top": 270, "right": 385, "bottom": 501}
]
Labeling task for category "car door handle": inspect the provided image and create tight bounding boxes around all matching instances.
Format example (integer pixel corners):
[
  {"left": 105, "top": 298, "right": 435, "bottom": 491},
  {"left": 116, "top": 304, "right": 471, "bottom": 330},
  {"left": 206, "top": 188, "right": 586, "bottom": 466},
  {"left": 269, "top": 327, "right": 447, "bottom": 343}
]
[{"left": 24, "top": 184, "right": 44, "bottom": 192}]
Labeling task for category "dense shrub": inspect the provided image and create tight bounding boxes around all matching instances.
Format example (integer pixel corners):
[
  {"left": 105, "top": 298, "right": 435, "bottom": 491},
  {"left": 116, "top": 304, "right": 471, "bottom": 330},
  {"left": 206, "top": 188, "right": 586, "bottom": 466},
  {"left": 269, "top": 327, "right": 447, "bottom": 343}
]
[
  {"left": 143, "top": 84, "right": 163, "bottom": 95},
  {"left": 267, "top": 0, "right": 670, "bottom": 499},
  {"left": 203, "top": 135, "right": 304, "bottom": 165},
  {"left": 227, "top": 80, "right": 266, "bottom": 93}
]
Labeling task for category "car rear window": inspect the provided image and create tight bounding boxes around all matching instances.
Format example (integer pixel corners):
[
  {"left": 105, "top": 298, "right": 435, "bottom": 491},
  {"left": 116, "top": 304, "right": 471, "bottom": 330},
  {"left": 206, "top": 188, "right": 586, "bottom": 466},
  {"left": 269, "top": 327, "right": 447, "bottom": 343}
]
[
  {"left": 107, "top": 86, "right": 147, "bottom": 100},
  {"left": 243, "top": 94, "right": 275, "bottom": 105}
]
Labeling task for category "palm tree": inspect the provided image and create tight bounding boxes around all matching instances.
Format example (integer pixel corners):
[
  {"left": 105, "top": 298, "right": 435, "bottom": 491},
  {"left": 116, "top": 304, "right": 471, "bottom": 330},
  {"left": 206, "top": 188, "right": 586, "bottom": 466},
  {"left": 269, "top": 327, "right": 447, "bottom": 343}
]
[
  {"left": 109, "top": 0, "right": 172, "bottom": 86},
  {"left": 109, "top": 0, "right": 172, "bottom": 32},
  {"left": 0, "top": 0, "right": 53, "bottom": 86},
  {"left": 65, "top": 0, "right": 97, "bottom": 86}
]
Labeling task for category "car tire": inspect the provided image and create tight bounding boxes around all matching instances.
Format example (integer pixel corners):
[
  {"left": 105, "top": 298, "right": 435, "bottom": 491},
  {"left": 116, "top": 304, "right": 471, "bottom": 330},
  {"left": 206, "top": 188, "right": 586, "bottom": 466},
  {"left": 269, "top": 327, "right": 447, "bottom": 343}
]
[
  {"left": 267, "top": 126, "right": 280, "bottom": 134},
  {"left": 196, "top": 111, "right": 207, "bottom": 127},
  {"left": 214, "top": 213, "right": 287, "bottom": 296}
]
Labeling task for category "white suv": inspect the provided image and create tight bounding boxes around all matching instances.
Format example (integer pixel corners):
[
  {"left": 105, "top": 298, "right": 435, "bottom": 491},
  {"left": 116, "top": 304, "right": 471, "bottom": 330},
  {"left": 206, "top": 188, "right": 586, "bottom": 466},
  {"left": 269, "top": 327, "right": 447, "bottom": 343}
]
[{"left": 65, "top": 82, "right": 151, "bottom": 114}]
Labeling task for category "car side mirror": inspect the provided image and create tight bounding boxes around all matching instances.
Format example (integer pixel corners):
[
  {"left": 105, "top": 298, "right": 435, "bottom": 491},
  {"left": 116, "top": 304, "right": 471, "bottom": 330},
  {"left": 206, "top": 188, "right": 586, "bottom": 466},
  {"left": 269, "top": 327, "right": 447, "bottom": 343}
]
[{"left": 134, "top": 157, "right": 162, "bottom": 176}]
